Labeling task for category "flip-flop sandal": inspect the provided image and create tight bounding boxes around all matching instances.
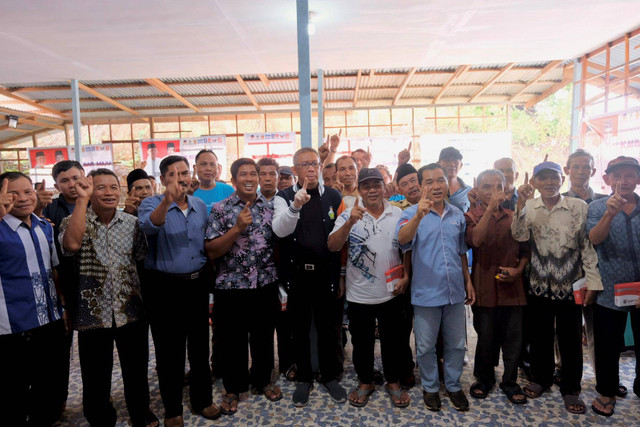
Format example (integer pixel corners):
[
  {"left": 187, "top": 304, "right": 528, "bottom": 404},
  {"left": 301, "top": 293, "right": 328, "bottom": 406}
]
[
  {"left": 144, "top": 410, "right": 159, "bottom": 427},
  {"left": 220, "top": 394, "right": 239, "bottom": 416},
  {"left": 261, "top": 384, "right": 283, "bottom": 402},
  {"left": 562, "top": 394, "right": 586, "bottom": 414},
  {"left": 469, "top": 382, "right": 489, "bottom": 399},
  {"left": 385, "top": 384, "right": 410, "bottom": 408},
  {"left": 349, "top": 386, "right": 375, "bottom": 407},
  {"left": 285, "top": 365, "right": 297, "bottom": 382},
  {"left": 523, "top": 382, "right": 547, "bottom": 399},
  {"left": 591, "top": 396, "right": 615, "bottom": 417},
  {"left": 503, "top": 387, "right": 527, "bottom": 405}
]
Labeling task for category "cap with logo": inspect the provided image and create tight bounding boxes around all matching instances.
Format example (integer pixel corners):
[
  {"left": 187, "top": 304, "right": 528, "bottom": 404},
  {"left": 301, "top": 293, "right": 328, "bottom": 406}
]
[{"left": 358, "top": 167, "right": 384, "bottom": 184}]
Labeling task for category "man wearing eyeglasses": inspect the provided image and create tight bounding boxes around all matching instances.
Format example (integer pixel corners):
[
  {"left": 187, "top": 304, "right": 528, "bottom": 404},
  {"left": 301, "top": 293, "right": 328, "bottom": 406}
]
[{"left": 273, "top": 147, "right": 347, "bottom": 408}]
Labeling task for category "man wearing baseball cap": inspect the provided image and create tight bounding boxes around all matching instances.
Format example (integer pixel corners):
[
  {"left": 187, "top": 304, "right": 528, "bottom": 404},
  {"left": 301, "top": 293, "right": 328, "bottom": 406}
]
[
  {"left": 512, "top": 160, "right": 602, "bottom": 414},
  {"left": 587, "top": 156, "right": 640, "bottom": 416},
  {"left": 277, "top": 166, "right": 296, "bottom": 192},
  {"left": 438, "top": 147, "right": 472, "bottom": 213},
  {"left": 328, "top": 168, "right": 408, "bottom": 408}
]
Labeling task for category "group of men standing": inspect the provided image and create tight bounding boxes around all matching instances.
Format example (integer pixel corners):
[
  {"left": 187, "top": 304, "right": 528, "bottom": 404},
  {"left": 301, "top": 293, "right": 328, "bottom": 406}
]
[{"left": 1, "top": 136, "right": 639, "bottom": 426}]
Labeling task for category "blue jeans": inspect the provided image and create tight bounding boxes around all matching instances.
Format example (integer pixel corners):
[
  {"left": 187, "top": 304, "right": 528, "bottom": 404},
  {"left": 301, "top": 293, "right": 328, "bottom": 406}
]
[{"left": 414, "top": 302, "right": 466, "bottom": 393}]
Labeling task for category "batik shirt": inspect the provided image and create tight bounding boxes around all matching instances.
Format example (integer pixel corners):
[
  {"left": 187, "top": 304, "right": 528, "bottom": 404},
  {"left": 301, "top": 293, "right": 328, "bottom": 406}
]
[
  {"left": 59, "top": 208, "right": 147, "bottom": 331},
  {"left": 206, "top": 192, "right": 277, "bottom": 290}
]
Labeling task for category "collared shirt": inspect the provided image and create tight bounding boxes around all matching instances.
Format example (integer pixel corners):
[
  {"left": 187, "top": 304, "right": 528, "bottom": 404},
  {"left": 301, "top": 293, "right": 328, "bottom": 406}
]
[
  {"left": 501, "top": 188, "right": 519, "bottom": 211},
  {"left": 138, "top": 194, "right": 208, "bottom": 274},
  {"left": 193, "top": 181, "right": 235, "bottom": 214},
  {"left": 206, "top": 192, "right": 277, "bottom": 290},
  {"left": 397, "top": 202, "right": 468, "bottom": 307},
  {"left": 59, "top": 208, "right": 147, "bottom": 331},
  {"left": 465, "top": 206, "right": 528, "bottom": 307},
  {"left": 331, "top": 200, "right": 402, "bottom": 305},
  {"left": 512, "top": 196, "right": 603, "bottom": 300},
  {"left": 0, "top": 214, "right": 62, "bottom": 335},
  {"left": 587, "top": 194, "right": 640, "bottom": 312},
  {"left": 448, "top": 177, "right": 472, "bottom": 213},
  {"left": 563, "top": 187, "right": 607, "bottom": 204},
  {"left": 390, "top": 198, "right": 412, "bottom": 210}
]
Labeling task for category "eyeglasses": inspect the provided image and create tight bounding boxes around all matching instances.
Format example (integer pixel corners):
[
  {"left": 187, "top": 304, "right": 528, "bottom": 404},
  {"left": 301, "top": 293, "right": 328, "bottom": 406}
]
[{"left": 296, "top": 161, "right": 321, "bottom": 169}]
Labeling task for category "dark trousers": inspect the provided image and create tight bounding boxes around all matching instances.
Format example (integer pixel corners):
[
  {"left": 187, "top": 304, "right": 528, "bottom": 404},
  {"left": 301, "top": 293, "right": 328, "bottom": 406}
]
[
  {"left": 276, "top": 301, "right": 295, "bottom": 373},
  {"left": 289, "top": 272, "right": 344, "bottom": 383},
  {"left": 397, "top": 293, "right": 416, "bottom": 379},
  {"left": 0, "top": 319, "right": 68, "bottom": 427},
  {"left": 594, "top": 304, "right": 640, "bottom": 397},
  {"left": 78, "top": 320, "right": 151, "bottom": 427},
  {"left": 214, "top": 283, "right": 279, "bottom": 394},
  {"left": 348, "top": 297, "right": 405, "bottom": 384},
  {"left": 472, "top": 305, "right": 523, "bottom": 392},
  {"left": 528, "top": 295, "right": 583, "bottom": 395},
  {"left": 143, "top": 269, "right": 212, "bottom": 418}
]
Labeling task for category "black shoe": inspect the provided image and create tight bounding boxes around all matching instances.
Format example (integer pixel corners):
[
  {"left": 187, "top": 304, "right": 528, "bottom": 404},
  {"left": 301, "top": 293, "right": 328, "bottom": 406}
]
[
  {"left": 320, "top": 379, "right": 347, "bottom": 403},
  {"left": 292, "top": 382, "right": 313, "bottom": 407},
  {"left": 446, "top": 389, "right": 470, "bottom": 411},
  {"left": 423, "top": 391, "right": 441, "bottom": 411}
]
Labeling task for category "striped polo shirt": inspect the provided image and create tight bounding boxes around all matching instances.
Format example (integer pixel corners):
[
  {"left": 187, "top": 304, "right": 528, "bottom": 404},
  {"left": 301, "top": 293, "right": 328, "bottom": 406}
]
[{"left": 0, "top": 213, "right": 62, "bottom": 335}]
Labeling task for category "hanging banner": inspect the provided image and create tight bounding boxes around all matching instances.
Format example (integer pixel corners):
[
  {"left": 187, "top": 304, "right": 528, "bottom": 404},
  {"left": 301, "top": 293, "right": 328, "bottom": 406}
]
[
  {"left": 27, "top": 146, "right": 70, "bottom": 189},
  {"left": 244, "top": 131, "right": 296, "bottom": 166},
  {"left": 581, "top": 108, "right": 640, "bottom": 194},
  {"left": 139, "top": 139, "right": 180, "bottom": 178},
  {"left": 337, "top": 135, "right": 412, "bottom": 175},
  {"left": 419, "top": 131, "right": 512, "bottom": 185},
  {"left": 68, "top": 143, "right": 115, "bottom": 174},
  {"left": 180, "top": 135, "right": 228, "bottom": 179}
]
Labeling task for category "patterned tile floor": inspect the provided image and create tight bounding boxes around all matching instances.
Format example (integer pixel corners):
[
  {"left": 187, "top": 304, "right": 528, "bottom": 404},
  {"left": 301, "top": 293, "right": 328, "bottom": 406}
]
[{"left": 55, "top": 313, "right": 640, "bottom": 426}]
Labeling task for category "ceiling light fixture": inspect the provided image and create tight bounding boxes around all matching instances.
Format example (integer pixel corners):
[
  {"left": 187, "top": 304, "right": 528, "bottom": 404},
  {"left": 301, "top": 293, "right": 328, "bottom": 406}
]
[{"left": 6, "top": 115, "right": 18, "bottom": 129}]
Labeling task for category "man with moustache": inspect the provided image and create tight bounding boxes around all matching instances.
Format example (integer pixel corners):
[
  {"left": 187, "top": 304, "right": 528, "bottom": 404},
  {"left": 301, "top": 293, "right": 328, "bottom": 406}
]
[
  {"left": 587, "top": 157, "right": 640, "bottom": 416},
  {"left": 493, "top": 157, "right": 520, "bottom": 210},
  {"left": 138, "top": 156, "right": 220, "bottom": 426},
  {"left": 438, "top": 147, "right": 472, "bottom": 212},
  {"left": 0, "top": 172, "right": 69, "bottom": 427},
  {"left": 336, "top": 155, "right": 359, "bottom": 206},
  {"left": 59, "top": 169, "right": 157, "bottom": 427},
  {"left": 257, "top": 157, "right": 279, "bottom": 201},
  {"left": 397, "top": 163, "right": 475, "bottom": 412},
  {"left": 272, "top": 147, "right": 347, "bottom": 407},
  {"left": 206, "top": 158, "right": 281, "bottom": 415},
  {"left": 512, "top": 161, "right": 602, "bottom": 414}
]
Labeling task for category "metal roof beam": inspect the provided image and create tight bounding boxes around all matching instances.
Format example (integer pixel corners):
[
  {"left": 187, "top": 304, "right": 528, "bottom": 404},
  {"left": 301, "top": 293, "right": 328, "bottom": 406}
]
[
  {"left": 433, "top": 65, "right": 470, "bottom": 104},
  {"left": 76, "top": 82, "right": 141, "bottom": 115}
]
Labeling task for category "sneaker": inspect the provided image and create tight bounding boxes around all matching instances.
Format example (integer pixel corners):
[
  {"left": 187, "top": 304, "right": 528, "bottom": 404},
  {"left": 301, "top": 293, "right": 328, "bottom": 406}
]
[
  {"left": 321, "top": 379, "right": 347, "bottom": 403},
  {"left": 423, "top": 391, "right": 441, "bottom": 411},
  {"left": 446, "top": 389, "right": 470, "bottom": 411},
  {"left": 292, "top": 382, "right": 313, "bottom": 407}
]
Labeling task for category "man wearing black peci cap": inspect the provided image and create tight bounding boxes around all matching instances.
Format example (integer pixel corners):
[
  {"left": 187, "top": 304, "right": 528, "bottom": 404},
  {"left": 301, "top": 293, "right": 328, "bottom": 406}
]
[
  {"left": 438, "top": 147, "right": 472, "bottom": 213},
  {"left": 124, "top": 169, "right": 154, "bottom": 216}
]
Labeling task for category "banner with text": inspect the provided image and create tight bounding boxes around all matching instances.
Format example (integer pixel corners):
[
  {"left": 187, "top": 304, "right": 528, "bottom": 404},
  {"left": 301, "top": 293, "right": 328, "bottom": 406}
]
[
  {"left": 244, "top": 132, "right": 296, "bottom": 166},
  {"left": 180, "top": 135, "right": 227, "bottom": 180}
]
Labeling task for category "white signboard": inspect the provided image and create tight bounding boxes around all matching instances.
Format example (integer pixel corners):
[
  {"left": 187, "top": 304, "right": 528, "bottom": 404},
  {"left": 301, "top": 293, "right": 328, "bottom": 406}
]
[
  {"left": 419, "top": 132, "right": 512, "bottom": 185},
  {"left": 180, "top": 135, "right": 227, "bottom": 179},
  {"left": 69, "top": 143, "right": 115, "bottom": 174},
  {"left": 340, "top": 135, "right": 412, "bottom": 175},
  {"left": 244, "top": 131, "right": 296, "bottom": 166}
]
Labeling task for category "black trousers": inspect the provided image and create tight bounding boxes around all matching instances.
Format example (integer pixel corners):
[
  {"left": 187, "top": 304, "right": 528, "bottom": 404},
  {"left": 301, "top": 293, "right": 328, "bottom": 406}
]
[
  {"left": 143, "top": 269, "right": 212, "bottom": 418},
  {"left": 276, "top": 300, "right": 295, "bottom": 373},
  {"left": 214, "top": 283, "right": 279, "bottom": 394},
  {"left": 288, "top": 271, "right": 344, "bottom": 383},
  {"left": 528, "top": 295, "right": 583, "bottom": 395},
  {"left": 593, "top": 303, "right": 640, "bottom": 397},
  {"left": 472, "top": 306, "right": 523, "bottom": 392},
  {"left": 0, "top": 319, "right": 68, "bottom": 427},
  {"left": 348, "top": 297, "right": 405, "bottom": 384},
  {"left": 397, "top": 293, "right": 416, "bottom": 379},
  {"left": 78, "top": 320, "right": 151, "bottom": 427}
]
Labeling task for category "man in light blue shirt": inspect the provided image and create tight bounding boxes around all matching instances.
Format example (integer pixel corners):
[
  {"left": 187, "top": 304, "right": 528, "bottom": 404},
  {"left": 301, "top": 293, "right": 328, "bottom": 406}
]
[
  {"left": 138, "top": 155, "right": 220, "bottom": 425},
  {"left": 397, "top": 163, "right": 475, "bottom": 412},
  {"left": 191, "top": 150, "right": 234, "bottom": 213},
  {"left": 438, "top": 147, "right": 472, "bottom": 212}
]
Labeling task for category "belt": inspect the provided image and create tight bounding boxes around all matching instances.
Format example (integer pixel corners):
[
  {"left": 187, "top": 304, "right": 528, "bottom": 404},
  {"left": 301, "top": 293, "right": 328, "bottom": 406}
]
[{"left": 152, "top": 268, "right": 203, "bottom": 280}]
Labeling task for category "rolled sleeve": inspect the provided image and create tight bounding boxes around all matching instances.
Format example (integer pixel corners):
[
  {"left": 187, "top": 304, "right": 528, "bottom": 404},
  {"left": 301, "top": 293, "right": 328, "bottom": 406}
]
[{"left": 272, "top": 194, "right": 300, "bottom": 238}]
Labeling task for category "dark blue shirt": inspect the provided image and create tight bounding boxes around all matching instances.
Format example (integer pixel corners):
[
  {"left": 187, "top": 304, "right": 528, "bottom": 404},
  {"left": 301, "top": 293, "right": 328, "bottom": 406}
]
[{"left": 138, "top": 195, "right": 208, "bottom": 274}]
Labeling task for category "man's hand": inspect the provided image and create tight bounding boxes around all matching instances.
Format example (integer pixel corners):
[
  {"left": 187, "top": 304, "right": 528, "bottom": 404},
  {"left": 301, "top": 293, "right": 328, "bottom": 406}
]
[
  {"left": 163, "top": 165, "right": 182, "bottom": 205},
  {"left": 337, "top": 276, "right": 346, "bottom": 299},
  {"left": 606, "top": 182, "right": 626, "bottom": 216},
  {"left": 398, "top": 142, "right": 411, "bottom": 166},
  {"left": 330, "top": 132, "right": 340, "bottom": 153},
  {"left": 318, "top": 136, "right": 330, "bottom": 162},
  {"left": 487, "top": 191, "right": 508, "bottom": 212},
  {"left": 467, "top": 187, "right": 479, "bottom": 208},
  {"left": 293, "top": 178, "right": 311, "bottom": 209},
  {"left": 465, "top": 278, "right": 476, "bottom": 305},
  {"left": 74, "top": 177, "right": 93, "bottom": 201},
  {"left": 234, "top": 201, "right": 253, "bottom": 233},
  {"left": 416, "top": 186, "right": 432, "bottom": 219},
  {"left": 516, "top": 172, "right": 534, "bottom": 211},
  {"left": 393, "top": 275, "right": 410, "bottom": 296},
  {"left": 0, "top": 178, "right": 17, "bottom": 220},
  {"left": 188, "top": 165, "right": 200, "bottom": 195},
  {"left": 348, "top": 198, "right": 367, "bottom": 226},
  {"left": 362, "top": 146, "right": 372, "bottom": 168},
  {"left": 62, "top": 309, "right": 72, "bottom": 333},
  {"left": 124, "top": 188, "right": 141, "bottom": 214},
  {"left": 584, "top": 289, "right": 598, "bottom": 306},
  {"left": 36, "top": 179, "right": 54, "bottom": 211},
  {"left": 496, "top": 266, "right": 521, "bottom": 283}
]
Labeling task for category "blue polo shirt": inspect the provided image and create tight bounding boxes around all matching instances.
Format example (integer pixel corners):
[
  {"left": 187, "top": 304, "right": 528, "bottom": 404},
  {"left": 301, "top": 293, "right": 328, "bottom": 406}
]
[
  {"left": 397, "top": 202, "right": 468, "bottom": 307},
  {"left": 448, "top": 177, "right": 472, "bottom": 213},
  {"left": 193, "top": 182, "right": 235, "bottom": 214},
  {"left": 138, "top": 194, "right": 208, "bottom": 274},
  {"left": 587, "top": 194, "right": 640, "bottom": 312},
  {"left": 0, "top": 213, "right": 63, "bottom": 335}
]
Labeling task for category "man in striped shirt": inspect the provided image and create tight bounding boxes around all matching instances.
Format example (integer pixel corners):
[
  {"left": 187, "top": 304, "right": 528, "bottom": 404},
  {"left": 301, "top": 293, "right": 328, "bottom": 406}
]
[{"left": 0, "top": 171, "right": 69, "bottom": 426}]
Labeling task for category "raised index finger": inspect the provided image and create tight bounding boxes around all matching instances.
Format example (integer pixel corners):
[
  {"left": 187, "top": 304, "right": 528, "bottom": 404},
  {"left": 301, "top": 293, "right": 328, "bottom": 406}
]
[
  {"left": 544, "top": 154, "right": 549, "bottom": 162},
  {"left": 192, "top": 165, "right": 197, "bottom": 179},
  {"left": 407, "top": 141, "right": 412, "bottom": 151},
  {"left": 615, "top": 182, "right": 621, "bottom": 195},
  {"left": 421, "top": 185, "right": 428, "bottom": 200},
  {"left": 1, "top": 178, "right": 7, "bottom": 194},
  {"left": 41, "top": 179, "right": 46, "bottom": 191},
  {"left": 302, "top": 177, "right": 308, "bottom": 191},
  {"left": 524, "top": 172, "right": 529, "bottom": 185}
]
